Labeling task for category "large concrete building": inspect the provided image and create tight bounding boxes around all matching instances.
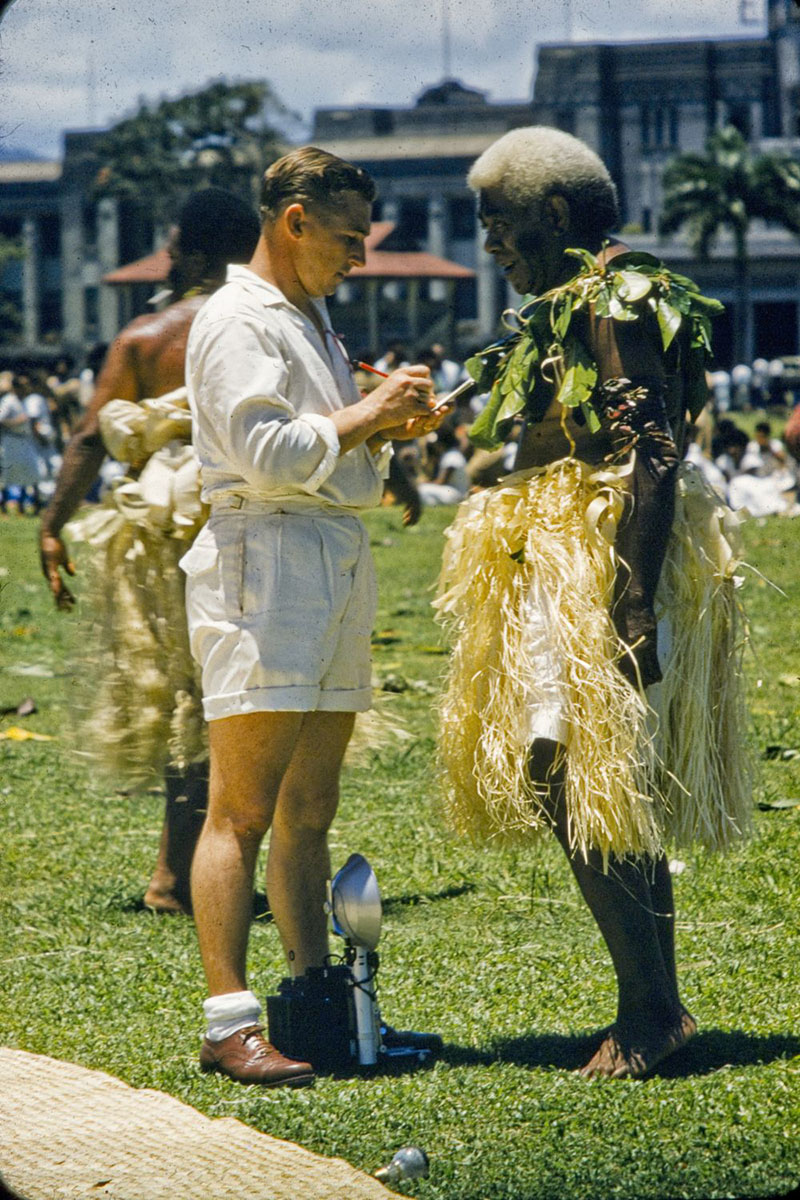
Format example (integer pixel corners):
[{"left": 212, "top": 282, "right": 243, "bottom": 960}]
[{"left": 2, "top": 0, "right": 799, "bottom": 366}]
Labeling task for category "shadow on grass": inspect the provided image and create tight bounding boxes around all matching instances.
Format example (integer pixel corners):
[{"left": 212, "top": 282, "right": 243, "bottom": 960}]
[
  {"left": 382, "top": 882, "right": 476, "bottom": 913},
  {"left": 121, "top": 891, "right": 275, "bottom": 920},
  {"left": 121, "top": 885, "right": 474, "bottom": 920},
  {"left": 439, "top": 1028, "right": 800, "bottom": 1076},
  {"left": 651, "top": 1028, "right": 800, "bottom": 1077}
]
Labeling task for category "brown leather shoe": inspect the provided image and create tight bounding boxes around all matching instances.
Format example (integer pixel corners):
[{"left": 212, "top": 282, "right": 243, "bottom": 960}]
[{"left": 199, "top": 1025, "right": 315, "bottom": 1087}]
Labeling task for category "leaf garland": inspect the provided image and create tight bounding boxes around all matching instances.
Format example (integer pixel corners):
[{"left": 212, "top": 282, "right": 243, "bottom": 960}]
[{"left": 466, "top": 247, "right": 724, "bottom": 449}]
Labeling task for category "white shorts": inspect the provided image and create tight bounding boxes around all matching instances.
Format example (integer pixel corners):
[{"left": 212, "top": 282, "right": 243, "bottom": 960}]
[{"left": 181, "top": 508, "right": 377, "bottom": 720}]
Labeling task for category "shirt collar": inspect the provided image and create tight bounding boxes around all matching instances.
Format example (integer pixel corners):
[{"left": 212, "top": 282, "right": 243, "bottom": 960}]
[
  {"left": 224, "top": 265, "right": 332, "bottom": 331},
  {"left": 225, "top": 264, "right": 288, "bottom": 308}
]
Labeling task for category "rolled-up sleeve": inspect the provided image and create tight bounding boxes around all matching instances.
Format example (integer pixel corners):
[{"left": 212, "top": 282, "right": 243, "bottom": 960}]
[{"left": 192, "top": 314, "right": 340, "bottom": 494}]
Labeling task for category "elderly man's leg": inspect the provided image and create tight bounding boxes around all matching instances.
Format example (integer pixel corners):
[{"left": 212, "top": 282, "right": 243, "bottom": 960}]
[
  {"left": 529, "top": 738, "right": 695, "bottom": 1078},
  {"left": 266, "top": 710, "right": 355, "bottom": 975}
]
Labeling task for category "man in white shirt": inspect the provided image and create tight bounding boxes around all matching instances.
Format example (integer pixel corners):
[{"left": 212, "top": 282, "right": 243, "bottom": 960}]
[{"left": 183, "top": 147, "right": 445, "bottom": 1086}]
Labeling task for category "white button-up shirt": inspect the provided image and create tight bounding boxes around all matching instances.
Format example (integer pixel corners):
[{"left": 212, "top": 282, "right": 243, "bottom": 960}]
[{"left": 186, "top": 265, "right": 388, "bottom": 511}]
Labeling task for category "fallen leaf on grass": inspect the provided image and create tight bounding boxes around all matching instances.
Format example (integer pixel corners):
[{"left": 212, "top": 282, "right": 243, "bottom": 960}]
[
  {"left": 4, "top": 664, "right": 55, "bottom": 678},
  {"left": 758, "top": 797, "right": 800, "bottom": 811},
  {"left": 0, "top": 726, "right": 53, "bottom": 741},
  {"left": 0, "top": 697, "right": 37, "bottom": 718}
]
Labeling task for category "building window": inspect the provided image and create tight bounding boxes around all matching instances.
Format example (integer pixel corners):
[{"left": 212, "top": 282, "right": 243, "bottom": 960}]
[
  {"left": 0, "top": 216, "right": 22, "bottom": 239},
  {"left": 39, "top": 214, "right": 61, "bottom": 258},
  {"left": 641, "top": 104, "right": 679, "bottom": 150},
  {"left": 398, "top": 199, "right": 428, "bottom": 245},
  {"left": 555, "top": 109, "right": 575, "bottom": 135},
  {"left": 40, "top": 292, "right": 62, "bottom": 336},
  {"left": 726, "top": 102, "right": 752, "bottom": 138},
  {"left": 372, "top": 109, "right": 394, "bottom": 135},
  {"left": 449, "top": 196, "right": 475, "bottom": 240},
  {"left": 84, "top": 286, "right": 99, "bottom": 337}
]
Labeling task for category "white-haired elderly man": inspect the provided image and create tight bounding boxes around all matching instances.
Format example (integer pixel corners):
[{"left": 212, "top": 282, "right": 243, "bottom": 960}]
[{"left": 435, "top": 126, "right": 750, "bottom": 1079}]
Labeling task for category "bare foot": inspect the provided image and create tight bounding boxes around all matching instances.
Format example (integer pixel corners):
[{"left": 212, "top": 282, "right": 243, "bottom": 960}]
[
  {"left": 143, "top": 881, "right": 192, "bottom": 916},
  {"left": 579, "top": 1007, "right": 696, "bottom": 1079}
]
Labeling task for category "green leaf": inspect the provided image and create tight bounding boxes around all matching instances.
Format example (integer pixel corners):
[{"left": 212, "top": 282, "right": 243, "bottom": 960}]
[
  {"left": 552, "top": 294, "right": 573, "bottom": 340},
  {"left": 556, "top": 340, "right": 598, "bottom": 409},
  {"left": 593, "top": 286, "right": 613, "bottom": 318},
  {"left": 581, "top": 401, "right": 601, "bottom": 432},
  {"left": 468, "top": 377, "right": 526, "bottom": 449},
  {"left": 608, "top": 293, "right": 639, "bottom": 321},
  {"left": 465, "top": 354, "right": 490, "bottom": 385},
  {"left": 610, "top": 250, "right": 663, "bottom": 271},
  {"left": 688, "top": 293, "right": 725, "bottom": 314},
  {"left": 656, "top": 298, "right": 683, "bottom": 349},
  {"left": 614, "top": 270, "right": 652, "bottom": 302},
  {"left": 565, "top": 246, "right": 599, "bottom": 272},
  {"left": 499, "top": 339, "right": 528, "bottom": 399}
]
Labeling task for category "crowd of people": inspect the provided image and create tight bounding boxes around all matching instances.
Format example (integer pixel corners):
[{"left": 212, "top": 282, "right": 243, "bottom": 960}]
[
  {"left": 7, "top": 128, "right": 786, "bottom": 1092},
  {"left": 0, "top": 350, "right": 109, "bottom": 514}
]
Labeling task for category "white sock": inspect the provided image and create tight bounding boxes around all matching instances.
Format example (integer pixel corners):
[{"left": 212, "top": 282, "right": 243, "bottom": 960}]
[{"left": 203, "top": 989, "right": 262, "bottom": 1042}]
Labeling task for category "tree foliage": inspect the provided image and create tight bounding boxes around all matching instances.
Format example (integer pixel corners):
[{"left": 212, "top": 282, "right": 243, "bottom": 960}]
[
  {"left": 0, "top": 233, "right": 23, "bottom": 340},
  {"left": 91, "top": 79, "right": 290, "bottom": 228},
  {"left": 659, "top": 125, "right": 800, "bottom": 360}
]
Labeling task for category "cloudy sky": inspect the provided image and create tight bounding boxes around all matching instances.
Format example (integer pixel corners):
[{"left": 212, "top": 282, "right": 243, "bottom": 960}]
[{"left": 0, "top": 0, "right": 764, "bottom": 159}]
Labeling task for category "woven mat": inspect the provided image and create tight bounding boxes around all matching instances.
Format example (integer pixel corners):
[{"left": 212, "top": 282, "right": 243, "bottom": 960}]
[{"left": 0, "top": 1048, "right": 391, "bottom": 1200}]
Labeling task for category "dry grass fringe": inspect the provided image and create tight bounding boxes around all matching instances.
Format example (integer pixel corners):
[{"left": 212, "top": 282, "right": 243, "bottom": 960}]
[{"left": 434, "top": 459, "right": 752, "bottom": 860}]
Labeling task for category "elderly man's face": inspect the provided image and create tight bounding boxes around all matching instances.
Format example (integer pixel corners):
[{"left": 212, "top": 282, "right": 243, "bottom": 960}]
[{"left": 478, "top": 188, "right": 564, "bottom": 297}]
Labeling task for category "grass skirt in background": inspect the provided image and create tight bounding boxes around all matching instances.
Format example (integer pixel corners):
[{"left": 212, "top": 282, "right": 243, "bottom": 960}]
[
  {"left": 434, "top": 458, "right": 752, "bottom": 861},
  {"left": 67, "top": 391, "right": 207, "bottom": 787}
]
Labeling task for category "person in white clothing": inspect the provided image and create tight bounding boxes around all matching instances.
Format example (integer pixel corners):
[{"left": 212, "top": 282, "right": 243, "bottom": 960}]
[
  {"left": 0, "top": 376, "right": 42, "bottom": 512},
  {"left": 418, "top": 424, "right": 470, "bottom": 505},
  {"left": 183, "top": 146, "right": 448, "bottom": 1087}
]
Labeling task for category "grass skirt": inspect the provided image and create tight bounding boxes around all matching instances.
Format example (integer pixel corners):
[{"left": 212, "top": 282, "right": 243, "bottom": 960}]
[
  {"left": 67, "top": 394, "right": 207, "bottom": 786},
  {"left": 434, "top": 458, "right": 751, "bottom": 859}
]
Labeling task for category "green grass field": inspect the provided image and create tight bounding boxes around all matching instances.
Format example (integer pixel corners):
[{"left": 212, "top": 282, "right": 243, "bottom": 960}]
[{"left": 2, "top": 503, "right": 800, "bottom": 1200}]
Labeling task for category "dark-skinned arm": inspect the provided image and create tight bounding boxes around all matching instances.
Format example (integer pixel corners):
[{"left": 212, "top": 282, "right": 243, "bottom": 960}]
[
  {"left": 590, "top": 304, "right": 680, "bottom": 689},
  {"left": 39, "top": 333, "right": 140, "bottom": 609},
  {"left": 387, "top": 452, "right": 422, "bottom": 527}
]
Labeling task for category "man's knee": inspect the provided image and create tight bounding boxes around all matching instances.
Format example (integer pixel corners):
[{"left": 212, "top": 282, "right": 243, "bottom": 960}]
[
  {"left": 209, "top": 795, "right": 274, "bottom": 843},
  {"left": 273, "top": 784, "right": 340, "bottom": 840}
]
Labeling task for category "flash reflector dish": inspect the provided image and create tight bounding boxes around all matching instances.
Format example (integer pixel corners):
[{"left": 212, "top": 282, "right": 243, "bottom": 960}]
[{"left": 330, "top": 853, "right": 382, "bottom": 949}]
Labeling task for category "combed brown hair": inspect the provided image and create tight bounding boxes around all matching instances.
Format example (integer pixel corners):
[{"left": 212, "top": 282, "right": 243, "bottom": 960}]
[{"left": 260, "top": 146, "right": 375, "bottom": 222}]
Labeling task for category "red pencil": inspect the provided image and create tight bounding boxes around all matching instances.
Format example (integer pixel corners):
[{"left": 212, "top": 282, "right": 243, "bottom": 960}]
[{"left": 356, "top": 361, "right": 389, "bottom": 378}]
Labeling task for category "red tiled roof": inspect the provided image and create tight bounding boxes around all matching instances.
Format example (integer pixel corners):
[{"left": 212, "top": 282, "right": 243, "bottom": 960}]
[
  {"left": 352, "top": 221, "right": 473, "bottom": 279},
  {"left": 103, "top": 247, "right": 171, "bottom": 284},
  {"left": 103, "top": 223, "right": 473, "bottom": 285}
]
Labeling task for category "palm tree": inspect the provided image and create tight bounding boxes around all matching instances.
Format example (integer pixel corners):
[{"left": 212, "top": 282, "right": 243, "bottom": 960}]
[{"left": 659, "top": 126, "right": 800, "bottom": 364}]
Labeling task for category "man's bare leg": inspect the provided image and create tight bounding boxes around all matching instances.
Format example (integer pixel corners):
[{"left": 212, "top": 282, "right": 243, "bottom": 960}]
[
  {"left": 191, "top": 712, "right": 303, "bottom": 996},
  {"left": 266, "top": 711, "right": 355, "bottom": 975},
  {"left": 529, "top": 739, "right": 696, "bottom": 1078},
  {"left": 144, "top": 763, "right": 208, "bottom": 914}
]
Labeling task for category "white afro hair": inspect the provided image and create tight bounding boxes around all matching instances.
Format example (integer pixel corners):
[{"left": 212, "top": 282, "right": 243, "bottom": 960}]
[{"left": 468, "top": 126, "right": 618, "bottom": 232}]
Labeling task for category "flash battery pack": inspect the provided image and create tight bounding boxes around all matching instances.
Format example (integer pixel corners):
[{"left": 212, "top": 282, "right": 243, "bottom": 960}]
[{"left": 266, "top": 964, "right": 358, "bottom": 1071}]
